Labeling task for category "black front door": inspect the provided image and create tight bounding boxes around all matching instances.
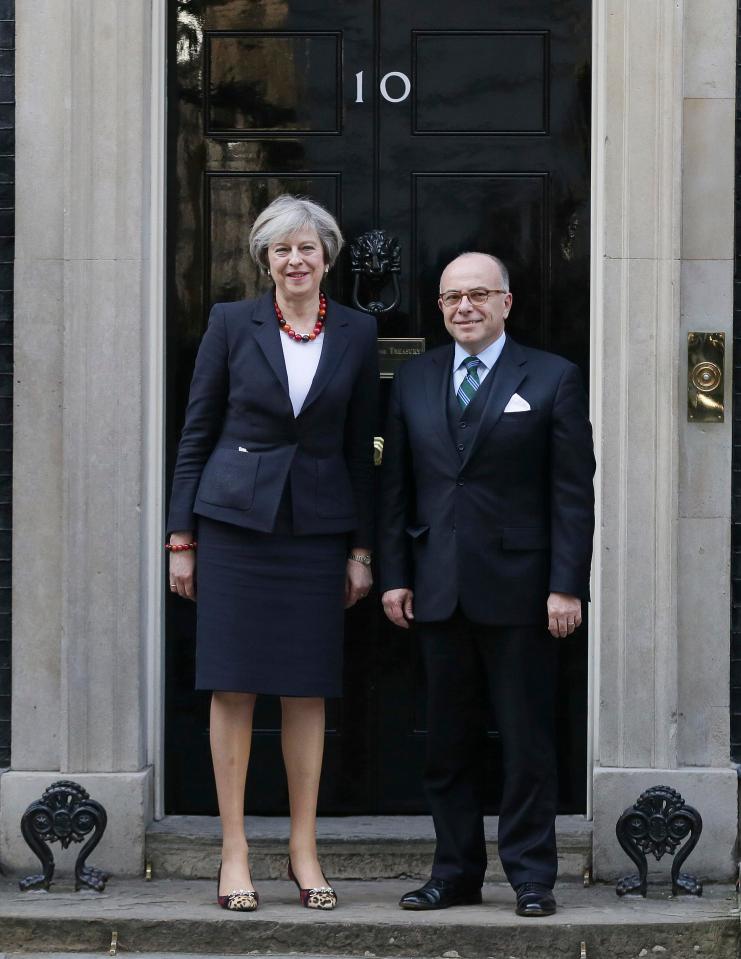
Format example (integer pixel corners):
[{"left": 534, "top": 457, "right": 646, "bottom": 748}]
[{"left": 166, "top": 0, "right": 591, "bottom": 815}]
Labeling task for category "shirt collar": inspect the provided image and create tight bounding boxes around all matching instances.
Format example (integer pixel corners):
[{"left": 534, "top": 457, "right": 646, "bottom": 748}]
[{"left": 453, "top": 331, "right": 507, "bottom": 372}]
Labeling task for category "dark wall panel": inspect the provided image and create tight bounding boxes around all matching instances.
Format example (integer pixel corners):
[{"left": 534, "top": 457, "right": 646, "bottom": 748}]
[
  {"left": 731, "top": 1, "right": 741, "bottom": 763},
  {"left": 0, "top": 0, "right": 12, "bottom": 769}
]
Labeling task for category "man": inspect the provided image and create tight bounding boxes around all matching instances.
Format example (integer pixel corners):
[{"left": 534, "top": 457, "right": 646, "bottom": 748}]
[{"left": 380, "top": 252, "right": 595, "bottom": 917}]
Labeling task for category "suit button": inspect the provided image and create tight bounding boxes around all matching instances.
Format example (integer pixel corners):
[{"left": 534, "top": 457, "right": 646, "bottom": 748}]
[
  {"left": 459, "top": 421, "right": 468, "bottom": 429},
  {"left": 456, "top": 443, "right": 465, "bottom": 452},
  {"left": 457, "top": 479, "right": 464, "bottom": 486}
]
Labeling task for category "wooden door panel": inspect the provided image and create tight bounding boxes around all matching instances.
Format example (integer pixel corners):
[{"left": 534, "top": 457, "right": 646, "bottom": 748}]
[
  {"left": 411, "top": 173, "right": 549, "bottom": 349},
  {"left": 412, "top": 31, "right": 550, "bottom": 135},
  {"left": 207, "top": 174, "right": 342, "bottom": 306},
  {"left": 206, "top": 32, "right": 343, "bottom": 136},
  {"left": 167, "top": 0, "right": 373, "bottom": 814},
  {"left": 375, "top": 0, "right": 590, "bottom": 813}
]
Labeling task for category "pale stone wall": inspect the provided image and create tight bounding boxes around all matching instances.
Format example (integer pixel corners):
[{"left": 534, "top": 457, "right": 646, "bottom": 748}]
[
  {"left": 591, "top": 0, "right": 738, "bottom": 880},
  {"left": 0, "top": 0, "right": 157, "bottom": 874},
  {"left": 677, "top": 0, "right": 736, "bottom": 769}
]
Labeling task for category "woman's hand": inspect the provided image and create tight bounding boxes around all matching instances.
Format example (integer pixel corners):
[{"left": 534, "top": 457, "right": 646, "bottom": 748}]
[
  {"left": 169, "top": 530, "right": 197, "bottom": 601},
  {"left": 345, "top": 554, "right": 372, "bottom": 608}
]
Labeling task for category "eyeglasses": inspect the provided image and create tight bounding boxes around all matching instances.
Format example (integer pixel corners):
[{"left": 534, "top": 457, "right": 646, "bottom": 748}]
[{"left": 439, "top": 288, "right": 509, "bottom": 308}]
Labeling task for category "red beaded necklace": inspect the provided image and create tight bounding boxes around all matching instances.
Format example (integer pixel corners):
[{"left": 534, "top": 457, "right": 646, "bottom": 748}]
[{"left": 274, "top": 292, "right": 326, "bottom": 343}]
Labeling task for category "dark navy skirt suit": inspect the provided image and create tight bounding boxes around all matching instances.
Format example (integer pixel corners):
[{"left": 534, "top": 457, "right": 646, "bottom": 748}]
[{"left": 167, "top": 291, "right": 378, "bottom": 697}]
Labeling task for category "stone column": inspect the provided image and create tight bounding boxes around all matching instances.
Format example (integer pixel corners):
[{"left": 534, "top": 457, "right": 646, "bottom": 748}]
[
  {"left": 0, "top": 0, "right": 156, "bottom": 875},
  {"left": 591, "top": 0, "right": 737, "bottom": 879}
]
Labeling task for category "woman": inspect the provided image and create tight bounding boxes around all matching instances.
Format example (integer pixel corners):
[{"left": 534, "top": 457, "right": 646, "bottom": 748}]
[{"left": 166, "top": 195, "right": 378, "bottom": 912}]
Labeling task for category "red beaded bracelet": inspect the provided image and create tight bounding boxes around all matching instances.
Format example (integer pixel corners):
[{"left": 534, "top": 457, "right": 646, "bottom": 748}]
[{"left": 164, "top": 541, "right": 197, "bottom": 552}]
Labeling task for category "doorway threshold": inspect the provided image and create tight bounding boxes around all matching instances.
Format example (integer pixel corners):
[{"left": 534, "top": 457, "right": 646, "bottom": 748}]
[{"left": 147, "top": 815, "right": 592, "bottom": 882}]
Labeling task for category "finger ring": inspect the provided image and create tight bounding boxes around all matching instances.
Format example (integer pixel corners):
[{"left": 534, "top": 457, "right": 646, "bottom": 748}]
[
  {"left": 169, "top": 584, "right": 177, "bottom": 591},
  {"left": 567, "top": 621, "right": 575, "bottom": 627}
]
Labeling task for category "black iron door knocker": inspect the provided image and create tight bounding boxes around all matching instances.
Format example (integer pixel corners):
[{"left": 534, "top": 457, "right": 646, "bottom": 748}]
[{"left": 349, "top": 229, "right": 401, "bottom": 317}]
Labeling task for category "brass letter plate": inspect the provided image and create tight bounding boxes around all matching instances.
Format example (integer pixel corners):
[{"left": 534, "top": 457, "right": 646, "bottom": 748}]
[
  {"left": 378, "top": 337, "right": 425, "bottom": 379},
  {"left": 687, "top": 332, "right": 724, "bottom": 423}
]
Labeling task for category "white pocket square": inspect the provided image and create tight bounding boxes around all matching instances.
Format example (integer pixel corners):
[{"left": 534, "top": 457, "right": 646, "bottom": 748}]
[{"left": 503, "top": 393, "right": 531, "bottom": 413}]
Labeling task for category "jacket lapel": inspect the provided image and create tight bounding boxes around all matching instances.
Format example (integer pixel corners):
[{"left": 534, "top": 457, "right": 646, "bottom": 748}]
[
  {"left": 298, "top": 298, "right": 351, "bottom": 416},
  {"left": 424, "top": 344, "right": 460, "bottom": 463},
  {"left": 252, "top": 291, "right": 290, "bottom": 397},
  {"left": 460, "top": 337, "right": 527, "bottom": 468}
]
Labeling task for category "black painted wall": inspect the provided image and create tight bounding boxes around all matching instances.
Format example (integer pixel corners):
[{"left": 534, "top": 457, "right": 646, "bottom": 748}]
[
  {"left": 731, "top": 3, "right": 741, "bottom": 762},
  {"left": 0, "top": 0, "right": 13, "bottom": 768}
]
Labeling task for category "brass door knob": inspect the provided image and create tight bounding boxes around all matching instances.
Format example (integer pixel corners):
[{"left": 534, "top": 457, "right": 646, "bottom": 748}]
[{"left": 690, "top": 361, "right": 721, "bottom": 393}]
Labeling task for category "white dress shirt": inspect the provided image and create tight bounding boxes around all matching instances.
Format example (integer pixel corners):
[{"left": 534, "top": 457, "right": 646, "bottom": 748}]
[
  {"left": 451, "top": 332, "right": 507, "bottom": 393},
  {"left": 281, "top": 333, "right": 324, "bottom": 416}
]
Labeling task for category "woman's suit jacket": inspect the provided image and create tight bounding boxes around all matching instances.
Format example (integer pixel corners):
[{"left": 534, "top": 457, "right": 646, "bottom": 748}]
[{"left": 167, "top": 291, "right": 379, "bottom": 545}]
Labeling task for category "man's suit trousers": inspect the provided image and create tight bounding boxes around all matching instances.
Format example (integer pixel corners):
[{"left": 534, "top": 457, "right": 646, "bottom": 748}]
[{"left": 419, "top": 609, "right": 559, "bottom": 890}]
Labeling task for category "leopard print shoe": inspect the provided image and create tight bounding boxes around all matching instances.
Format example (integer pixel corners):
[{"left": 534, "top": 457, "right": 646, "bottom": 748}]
[
  {"left": 288, "top": 859, "right": 338, "bottom": 910},
  {"left": 217, "top": 863, "right": 259, "bottom": 912}
]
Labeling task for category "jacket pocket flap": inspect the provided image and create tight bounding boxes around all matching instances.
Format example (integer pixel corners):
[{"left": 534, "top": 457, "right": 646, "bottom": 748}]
[
  {"left": 405, "top": 524, "right": 430, "bottom": 539},
  {"left": 501, "top": 527, "right": 549, "bottom": 550},
  {"left": 197, "top": 447, "right": 260, "bottom": 511}
]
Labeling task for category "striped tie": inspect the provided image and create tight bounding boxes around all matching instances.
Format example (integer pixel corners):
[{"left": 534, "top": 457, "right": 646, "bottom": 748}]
[{"left": 457, "top": 356, "right": 481, "bottom": 410}]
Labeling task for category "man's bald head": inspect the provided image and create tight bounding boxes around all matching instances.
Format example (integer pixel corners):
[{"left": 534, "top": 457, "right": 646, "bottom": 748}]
[{"left": 440, "top": 252, "right": 510, "bottom": 293}]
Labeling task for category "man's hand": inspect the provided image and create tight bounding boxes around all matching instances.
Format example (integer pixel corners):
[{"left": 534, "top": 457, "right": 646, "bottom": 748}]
[
  {"left": 547, "top": 592, "right": 582, "bottom": 638},
  {"left": 382, "top": 588, "right": 415, "bottom": 628}
]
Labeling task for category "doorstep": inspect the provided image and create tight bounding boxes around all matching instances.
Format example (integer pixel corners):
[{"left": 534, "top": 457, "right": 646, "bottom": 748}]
[{"left": 146, "top": 815, "right": 592, "bottom": 882}]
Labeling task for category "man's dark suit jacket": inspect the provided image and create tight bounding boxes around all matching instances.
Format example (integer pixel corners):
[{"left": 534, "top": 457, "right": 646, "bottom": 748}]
[
  {"left": 167, "top": 291, "right": 378, "bottom": 544},
  {"left": 379, "top": 336, "right": 595, "bottom": 625}
]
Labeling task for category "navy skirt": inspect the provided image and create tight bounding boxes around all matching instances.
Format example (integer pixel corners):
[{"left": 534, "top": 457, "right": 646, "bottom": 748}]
[{"left": 195, "top": 509, "right": 348, "bottom": 697}]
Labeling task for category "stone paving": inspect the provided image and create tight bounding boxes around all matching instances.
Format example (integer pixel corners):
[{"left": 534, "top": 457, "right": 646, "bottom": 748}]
[{"left": 0, "top": 878, "right": 737, "bottom": 959}]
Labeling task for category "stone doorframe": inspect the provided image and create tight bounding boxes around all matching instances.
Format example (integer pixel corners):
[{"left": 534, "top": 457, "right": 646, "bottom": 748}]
[
  {"left": 588, "top": 0, "right": 737, "bottom": 877},
  {"left": 1, "top": 0, "right": 736, "bottom": 879}
]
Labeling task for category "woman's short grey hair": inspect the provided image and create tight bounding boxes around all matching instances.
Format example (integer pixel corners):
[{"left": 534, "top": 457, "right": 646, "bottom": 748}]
[{"left": 249, "top": 195, "right": 344, "bottom": 270}]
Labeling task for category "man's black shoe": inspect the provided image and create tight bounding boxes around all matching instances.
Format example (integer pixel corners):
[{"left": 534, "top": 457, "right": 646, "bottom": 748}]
[
  {"left": 399, "top": 877, "right": 483, "bottom": 910},
  {"left": 515, "top": 882, "right": 556, "bottom": 917}
]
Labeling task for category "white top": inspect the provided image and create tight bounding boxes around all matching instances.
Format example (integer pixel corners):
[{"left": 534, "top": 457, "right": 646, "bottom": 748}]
[
  {"left": 452, "top": 332, "right": 506, "bottom": 393},
  {"left": 280, "top": 332, "right": 324, "bottom": 416}
]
